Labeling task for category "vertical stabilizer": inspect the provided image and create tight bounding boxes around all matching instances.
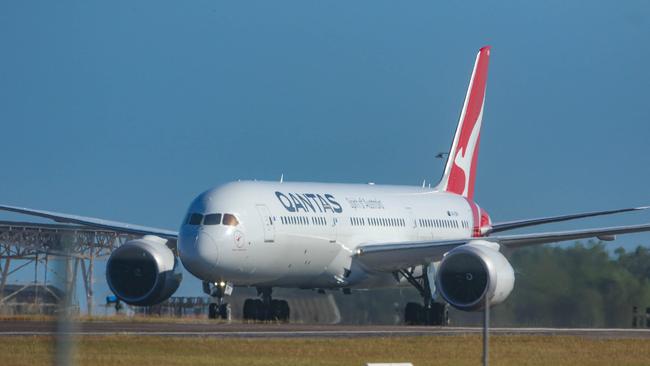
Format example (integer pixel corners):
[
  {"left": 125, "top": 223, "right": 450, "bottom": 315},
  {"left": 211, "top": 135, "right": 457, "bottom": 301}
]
[{"left": 436, "top": 46, "right": 490, "bottom": 201}]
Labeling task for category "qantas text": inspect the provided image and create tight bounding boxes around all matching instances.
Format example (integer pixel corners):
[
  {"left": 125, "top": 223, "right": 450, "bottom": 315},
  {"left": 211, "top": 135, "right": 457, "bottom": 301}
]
[{"left": 275, "top": 192, "right": 343, "bottom": 213}]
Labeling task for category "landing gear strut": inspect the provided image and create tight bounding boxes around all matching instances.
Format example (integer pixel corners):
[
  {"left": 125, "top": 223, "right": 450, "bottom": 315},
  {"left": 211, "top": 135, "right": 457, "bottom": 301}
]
[
  {"left": 204, "top": 281, "right": 231, "bottom": 320},
  {"left": 400, "top": 265, "right": 449, "bottom": 326},
  {"left": 242, "top": 287, "right": 290, "bottom": 322}
]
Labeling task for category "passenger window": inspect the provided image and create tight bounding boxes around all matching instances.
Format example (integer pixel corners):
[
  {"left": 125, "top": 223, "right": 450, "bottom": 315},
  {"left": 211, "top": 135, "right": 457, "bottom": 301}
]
[
  {"left": 223, "top": 214, "right": 239, "bottom": 226},
  {"left": 188, "top": 213, "right": 203, "bottom": 225},
  {"left": 204, "top": 213, "right": 222, "bottom": 225}
]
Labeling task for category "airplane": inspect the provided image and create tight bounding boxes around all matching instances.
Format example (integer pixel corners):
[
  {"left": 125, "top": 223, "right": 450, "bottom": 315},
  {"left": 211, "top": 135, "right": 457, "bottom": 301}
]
[{"left": 1, "top": 46, "right": 649, "bottom": 325}]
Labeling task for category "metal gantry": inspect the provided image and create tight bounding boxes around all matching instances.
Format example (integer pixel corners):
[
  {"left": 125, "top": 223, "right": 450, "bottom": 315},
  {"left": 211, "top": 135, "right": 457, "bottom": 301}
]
[{"left": 0, "top": 221, "right": 134, "bottom": 315}]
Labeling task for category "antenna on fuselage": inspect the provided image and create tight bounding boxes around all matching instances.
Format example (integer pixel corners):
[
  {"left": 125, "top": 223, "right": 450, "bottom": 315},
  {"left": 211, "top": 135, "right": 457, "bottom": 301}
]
[
  {"left": 280, "top": 173, "right": 284, "bottom": 183},
  {"left": 422, "top": 180, "right": 426, "bottom": 188}
]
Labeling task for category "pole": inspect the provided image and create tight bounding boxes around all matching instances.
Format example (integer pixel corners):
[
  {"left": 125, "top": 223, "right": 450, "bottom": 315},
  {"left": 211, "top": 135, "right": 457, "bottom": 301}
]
[
  {"left": 56, "top": 235, "right": 76, "bottom": 366},
  {"left": 0, "top": 258, "right": 10, "bottom": 302},
  {"left": 483, "top": 294, "right": 489, "bottom": 366},
  {"left": 88, "top": 243, "right": 94, "bottom": 317},
  {"left": 34, "top": 254, "right": 39, "bottom": 312}
]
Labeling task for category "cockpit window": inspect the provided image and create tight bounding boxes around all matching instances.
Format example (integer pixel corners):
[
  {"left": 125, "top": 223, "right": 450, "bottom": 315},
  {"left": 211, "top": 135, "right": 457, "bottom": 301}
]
[
  {"left": 204, "top": 213, "right": 222, "bottom": 225},
  {"left": 188, "top": 213, "right": 203, "bottom": 225},
  {"left": 222, "top": 214, "right": 239, "bottom": 226}
]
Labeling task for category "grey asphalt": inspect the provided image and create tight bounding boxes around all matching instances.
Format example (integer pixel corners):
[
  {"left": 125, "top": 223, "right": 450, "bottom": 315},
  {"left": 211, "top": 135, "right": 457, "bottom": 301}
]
[{"left": 1, "top": 320, "right": 649, "bottom": 339}]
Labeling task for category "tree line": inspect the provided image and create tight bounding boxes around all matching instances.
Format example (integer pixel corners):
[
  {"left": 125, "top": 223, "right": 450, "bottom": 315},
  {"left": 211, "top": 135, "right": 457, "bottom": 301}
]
[{"left": 488, "top": 242, "right": 650, "bottom": 327}]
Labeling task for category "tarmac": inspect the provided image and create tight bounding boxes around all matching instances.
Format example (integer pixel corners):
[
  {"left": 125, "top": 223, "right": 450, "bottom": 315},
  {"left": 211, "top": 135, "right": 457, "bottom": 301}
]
[{"left": 1, "top": 320, "right": 649, "bottom": 339}]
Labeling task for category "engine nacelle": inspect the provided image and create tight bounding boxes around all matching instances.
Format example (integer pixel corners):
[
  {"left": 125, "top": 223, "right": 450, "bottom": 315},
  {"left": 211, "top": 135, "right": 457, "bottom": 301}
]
[
  {"left": 436, "top": 240, "right": 514, "bottom": 311},
  {"left": 106, "top": 235, "right": 182, "bottom": 306}
]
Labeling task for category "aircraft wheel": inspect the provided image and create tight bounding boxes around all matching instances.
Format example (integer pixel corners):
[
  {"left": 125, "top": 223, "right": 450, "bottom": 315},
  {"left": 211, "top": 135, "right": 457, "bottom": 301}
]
[
  {"left": 243, "top": 299, "right": 256, "bottom": 321},
  {"left": 421, "top": 303, "right": 449, "bottom": 326},
  {"left": 253, "top": 299, "right": 266, "bottom": 321},
  {"left": 431, "top": 303, "right": 449, "bottom": 326},
  {"left": 404, "top": 302, "right": 421, "bottom": 325},
  {"left": 280, "top": 300, "right": 290, "bottom": 322},
  {"left": 218, "top": 303, "right": 230, "bottom": 320},
  {"left": 269, "top": 300, "right": 290, "bottom": 322},
  {"left": 208, "top": 303, "right": 218, "bottom": 319},
  {"left": 270, "top": 300, "right": 283, "bottom": 321}
]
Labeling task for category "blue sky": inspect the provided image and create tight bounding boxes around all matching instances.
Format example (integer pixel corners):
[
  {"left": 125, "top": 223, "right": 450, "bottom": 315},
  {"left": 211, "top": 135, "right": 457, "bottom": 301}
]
[{"left": 1, "top": 1, "right": 649, "bottom": 309}]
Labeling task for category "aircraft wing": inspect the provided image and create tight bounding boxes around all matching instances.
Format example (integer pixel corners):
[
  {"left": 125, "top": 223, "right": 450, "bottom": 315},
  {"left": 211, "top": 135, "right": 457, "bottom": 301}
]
[
  {"left": 489, "top": 206, "right": 649, "bottom": 234},
  {"left": 0, "top": 204, "right": 178, "bottom": 240},
  {"left": 355, "top": 223, "right": 650, "bottom": 272}
]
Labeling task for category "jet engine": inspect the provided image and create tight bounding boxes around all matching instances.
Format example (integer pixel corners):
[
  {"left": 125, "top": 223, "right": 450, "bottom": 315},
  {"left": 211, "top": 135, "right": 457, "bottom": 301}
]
[
  {"left": 436, "top": 240, "right": 514, "bottom": 311},
  {"left": 106, "top": 235, "right": 182, "bottom": 306}
]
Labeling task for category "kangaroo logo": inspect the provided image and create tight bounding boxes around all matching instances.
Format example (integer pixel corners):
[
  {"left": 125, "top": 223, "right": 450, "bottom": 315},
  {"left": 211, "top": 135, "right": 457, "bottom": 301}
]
[{"left": 452, "top": 105, "right": 483, "bottom": 197}]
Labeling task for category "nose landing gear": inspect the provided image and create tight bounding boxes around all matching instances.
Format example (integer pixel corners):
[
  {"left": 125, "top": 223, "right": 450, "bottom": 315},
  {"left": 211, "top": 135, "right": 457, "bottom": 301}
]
[
  {"left": 242, "top": 287, "right": 290, "bottom": 322},
  {"left": 204, "top": 281, "right": 231, "bottom": 320}
]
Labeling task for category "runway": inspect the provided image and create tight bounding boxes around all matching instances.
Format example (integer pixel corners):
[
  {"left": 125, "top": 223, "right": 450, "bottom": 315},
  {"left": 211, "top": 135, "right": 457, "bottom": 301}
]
[{"left": 1, "top": 320, "right": 649, "bottom": 339}]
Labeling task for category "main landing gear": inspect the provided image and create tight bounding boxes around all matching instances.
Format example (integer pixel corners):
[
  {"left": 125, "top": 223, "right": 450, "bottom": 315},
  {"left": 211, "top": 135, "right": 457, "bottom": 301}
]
[
  {"left": 400, "top": 265, "right": 449, "bottom": 326},
  {"left": 243, "top": 287, "right": 290, "bottom": 322},
  {"left": 204, "top": 281, "right": 231, "bottom": 320}
]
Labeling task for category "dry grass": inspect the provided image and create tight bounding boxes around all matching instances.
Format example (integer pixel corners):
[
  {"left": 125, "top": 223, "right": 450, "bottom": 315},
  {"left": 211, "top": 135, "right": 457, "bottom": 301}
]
[{"left": 2, "top": 335, "right": 650, "bottom": 366}]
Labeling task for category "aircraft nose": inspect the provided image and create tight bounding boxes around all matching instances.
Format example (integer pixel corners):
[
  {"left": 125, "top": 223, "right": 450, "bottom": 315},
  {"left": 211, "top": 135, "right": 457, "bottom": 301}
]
[{"left": 179, "top": 229, "right": 219, "bottom": 280}]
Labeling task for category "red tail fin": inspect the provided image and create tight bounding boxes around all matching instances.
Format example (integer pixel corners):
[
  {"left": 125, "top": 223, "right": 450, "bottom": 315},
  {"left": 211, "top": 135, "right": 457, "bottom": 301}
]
[{"left": 436, "top": 46, "right": 490, "bottom": 201}]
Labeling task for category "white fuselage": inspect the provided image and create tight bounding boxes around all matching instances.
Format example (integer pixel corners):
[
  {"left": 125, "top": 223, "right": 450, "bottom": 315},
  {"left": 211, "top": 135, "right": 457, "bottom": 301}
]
[{"left": 177, "top": 181, "right": 476, "bottom": 289}]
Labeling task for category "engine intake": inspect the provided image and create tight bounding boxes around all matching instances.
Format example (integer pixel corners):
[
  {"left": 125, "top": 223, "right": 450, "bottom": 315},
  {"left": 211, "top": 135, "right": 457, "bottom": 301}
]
[
  {"left": 436, "top": 240, "right": 514, "bottom": 311},
  {"left": 106, "top": 235, "right": 182, "bottom": 306}
]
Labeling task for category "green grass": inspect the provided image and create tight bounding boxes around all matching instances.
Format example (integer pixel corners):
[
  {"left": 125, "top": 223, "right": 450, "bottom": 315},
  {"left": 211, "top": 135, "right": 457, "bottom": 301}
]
[{"left": 2, "top": 335, "right": 650, "bottom": 366}]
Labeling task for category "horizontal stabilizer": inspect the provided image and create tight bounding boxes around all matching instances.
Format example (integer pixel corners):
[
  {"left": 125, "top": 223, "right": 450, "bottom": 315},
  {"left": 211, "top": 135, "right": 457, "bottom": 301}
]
[{"left": 489, "top": 206, "right": 649, "bottom": 234}]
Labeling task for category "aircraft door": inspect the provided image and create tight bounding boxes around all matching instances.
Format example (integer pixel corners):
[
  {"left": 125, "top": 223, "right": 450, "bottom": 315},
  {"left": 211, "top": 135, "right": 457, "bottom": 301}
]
[
  {"left": 406, "top": 207, "right": 420, "bottom": 240},
  {"left": 331, "top": 216, "right": 338, "bottom": 243},
  {"left": 255, "top": 204, "right": 275, "bottom": 243}
]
